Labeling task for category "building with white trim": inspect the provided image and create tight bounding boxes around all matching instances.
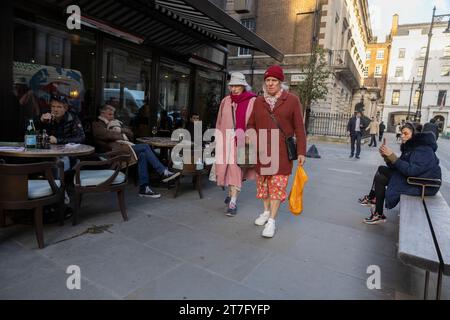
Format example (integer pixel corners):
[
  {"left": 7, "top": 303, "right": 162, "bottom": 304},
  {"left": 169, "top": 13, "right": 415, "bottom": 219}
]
[{"left": 383, "top": 22, "right": 450, "bottom": 134}]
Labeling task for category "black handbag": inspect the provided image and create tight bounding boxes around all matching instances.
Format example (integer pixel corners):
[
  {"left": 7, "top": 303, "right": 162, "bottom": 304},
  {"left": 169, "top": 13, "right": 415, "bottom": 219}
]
[{"left": 267, "top": 110, "right": 297, "bottom": 161}]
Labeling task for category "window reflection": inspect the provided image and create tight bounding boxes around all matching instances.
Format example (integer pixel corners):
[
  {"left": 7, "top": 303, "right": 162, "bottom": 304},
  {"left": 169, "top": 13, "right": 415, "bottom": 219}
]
[
  {"left": 158, "top": 62, "right": 191, "bottom": 133},
  {"left": 12, "top": 18, "right": 95, "bottom": 132},
  {"left": 195, "top": 70, "right": 223, "bottom": 129}
]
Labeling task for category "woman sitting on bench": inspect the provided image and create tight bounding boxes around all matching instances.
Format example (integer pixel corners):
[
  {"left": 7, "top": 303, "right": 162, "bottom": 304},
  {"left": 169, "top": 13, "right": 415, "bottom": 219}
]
[{"left": 358, "top": 122, "right": 441, "bottom": 224}]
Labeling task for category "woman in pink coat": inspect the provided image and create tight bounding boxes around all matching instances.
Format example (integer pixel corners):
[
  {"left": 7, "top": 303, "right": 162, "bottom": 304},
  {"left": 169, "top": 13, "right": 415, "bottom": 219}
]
[{"left": 215, "top": 72, "right": 257, "bottom": 216}]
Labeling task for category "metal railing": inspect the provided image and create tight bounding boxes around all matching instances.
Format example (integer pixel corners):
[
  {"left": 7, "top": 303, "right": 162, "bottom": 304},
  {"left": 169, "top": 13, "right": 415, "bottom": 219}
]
[
  {"left": 308, "top": 112, "right": 351, "bottom": 137},
  {"left": 308, "top": 112, "right": 370, "bottom": 138}
]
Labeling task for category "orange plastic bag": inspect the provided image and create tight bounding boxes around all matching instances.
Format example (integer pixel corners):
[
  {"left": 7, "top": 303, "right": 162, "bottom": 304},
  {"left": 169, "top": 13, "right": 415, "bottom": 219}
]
[{"left": 289, "top": 166, "right": 308, "bottom": 215}]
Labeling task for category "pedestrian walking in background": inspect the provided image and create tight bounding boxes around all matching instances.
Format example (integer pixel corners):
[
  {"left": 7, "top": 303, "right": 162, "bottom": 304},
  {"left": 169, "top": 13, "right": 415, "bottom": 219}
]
[
  {"left": 366, "top": 117, "right": 379, "bottom": 147},
  {"left": 215, "top": 72, "right": 257, "bottom": 217},
  {"left": 395, "top": 123, "right": 402, "bottom": 142},
  {"left": 247, "top": 65, "right": 306, "bottom": 238},
  {"left": 378, "top": 121, "right": 386, "bottom": 143},
  {"left": 347, "top": 111, "right": 365, "bottom": 159}
]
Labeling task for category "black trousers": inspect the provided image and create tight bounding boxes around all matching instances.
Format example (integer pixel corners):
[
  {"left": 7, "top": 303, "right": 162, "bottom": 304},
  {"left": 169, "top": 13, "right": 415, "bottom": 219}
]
[
  {"left": 350, "top": 132, "right": 362, "bottom": 157},
  {"left": 379, "top": 131, "right": 384, "bottom": 142},
  {"left": 368, "top": 134, "right": 377, "bottom": 147},
  {"left": 368, "top": 166, "right": 395, "bottom": 215}
]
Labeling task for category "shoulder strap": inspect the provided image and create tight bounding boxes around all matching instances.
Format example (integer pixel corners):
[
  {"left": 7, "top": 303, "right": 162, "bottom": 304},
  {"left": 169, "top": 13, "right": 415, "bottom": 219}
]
[{"left": 265, "top": 107, "right": 287, "bottom": 138}]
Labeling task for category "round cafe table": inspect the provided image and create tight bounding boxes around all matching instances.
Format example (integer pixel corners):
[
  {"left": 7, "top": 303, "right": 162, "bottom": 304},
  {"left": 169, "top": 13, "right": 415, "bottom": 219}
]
[
  {"left": 0, "top": 143, "right": 95, "bottom": 203},
  {"left": 0, "top": 143, "right": 95, "bottom": 158}
]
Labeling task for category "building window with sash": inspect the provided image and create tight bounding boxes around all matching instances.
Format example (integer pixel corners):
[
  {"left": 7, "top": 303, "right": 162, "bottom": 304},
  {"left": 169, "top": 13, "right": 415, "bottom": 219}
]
[
  {"left": 395, "top": 66, "right": 404, "bottom": 78},
  {"left": 238, "top": 18, "right": 255, "bottom": 56},
  {"left": 392, "top": 90, "right": 400, "bottom": 105},
  {"left": 437, "top": 90, "right": 447, "bottom": 107},
  {"left": 413, "top": 90, "right": 420, "bottom": 106}
]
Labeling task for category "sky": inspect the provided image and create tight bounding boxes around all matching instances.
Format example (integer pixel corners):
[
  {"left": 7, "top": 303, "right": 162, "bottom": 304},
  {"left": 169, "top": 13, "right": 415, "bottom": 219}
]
[{"left": 368, "top": 0, "right": 450, "bottom": 41}]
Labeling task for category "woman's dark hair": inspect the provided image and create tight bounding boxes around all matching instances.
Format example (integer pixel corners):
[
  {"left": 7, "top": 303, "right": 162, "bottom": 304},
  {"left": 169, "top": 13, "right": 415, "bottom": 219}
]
[{"left": 401, "top": 121, "right": 418, "bottom": 135}]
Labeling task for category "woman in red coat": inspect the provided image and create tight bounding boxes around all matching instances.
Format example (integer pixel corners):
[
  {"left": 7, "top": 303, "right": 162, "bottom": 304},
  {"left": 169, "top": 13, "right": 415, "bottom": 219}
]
[{"left": 247, "top": 65, "right": 307, "bottom": 238}]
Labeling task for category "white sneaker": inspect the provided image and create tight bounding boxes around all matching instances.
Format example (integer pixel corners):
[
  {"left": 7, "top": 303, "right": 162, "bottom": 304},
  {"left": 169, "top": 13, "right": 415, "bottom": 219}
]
[
  {"left": 254, "top": 211, "right": 270, "bottom": 226},
  {"left": 262, "top": 219, "right": 276, "bottom": 238}
]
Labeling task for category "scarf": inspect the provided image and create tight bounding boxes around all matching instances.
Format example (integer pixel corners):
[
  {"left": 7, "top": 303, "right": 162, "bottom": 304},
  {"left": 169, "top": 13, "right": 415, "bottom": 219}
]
[
  {"left": 264, "top": 89, "right": 283, "bottom": 111},
  {"left": 230, "top": 91, "right": 256, "bottom": 146}
]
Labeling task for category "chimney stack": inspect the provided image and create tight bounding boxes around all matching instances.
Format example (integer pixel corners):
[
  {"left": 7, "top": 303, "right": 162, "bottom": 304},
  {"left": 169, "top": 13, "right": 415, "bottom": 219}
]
[{"left": 391, "top": 14, "right": 399, "bottom": 37}]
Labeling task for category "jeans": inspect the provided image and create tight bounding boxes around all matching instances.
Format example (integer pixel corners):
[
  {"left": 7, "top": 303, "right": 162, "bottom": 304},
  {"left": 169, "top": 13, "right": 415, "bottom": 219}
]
[
  {"left": 350, "top": 131, "right": 362, "bottom": 157},
  {"left": 132, "top": 144, "right": 166, "bottom": 186},
  {"left": 368, "top": 166, "right": 395, "bottom": 215}
]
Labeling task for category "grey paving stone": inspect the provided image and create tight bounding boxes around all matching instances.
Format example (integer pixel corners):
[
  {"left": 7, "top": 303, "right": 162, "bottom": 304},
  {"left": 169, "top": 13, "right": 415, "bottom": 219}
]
[
  {"left": 126, "top": 263, "right": 270, "bottom": 300},
  {"left": 39, "top": 233, "right": 183, "bottom": 298},
  {"left": 0, "top": 266, "right": 116, "bottom": 300},
  {"left": 241, "top": 253, "right": 394, "bottom": 300},
  {"left": 147, "top": 225, "right": 270, "bottom": 282}
]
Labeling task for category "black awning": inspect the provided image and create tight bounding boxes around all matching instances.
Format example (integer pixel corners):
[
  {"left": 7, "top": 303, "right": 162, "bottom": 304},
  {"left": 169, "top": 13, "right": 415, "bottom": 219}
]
[
  {"left": 155, "top": 0, "right": 284, "bottom": 61},
  {"left": 39, "top": 0, "right": 283, "bottom": 61}
]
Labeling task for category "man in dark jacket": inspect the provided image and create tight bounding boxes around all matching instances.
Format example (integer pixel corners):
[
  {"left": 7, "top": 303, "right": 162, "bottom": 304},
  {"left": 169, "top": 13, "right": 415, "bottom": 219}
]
[
  {"left": 35, "top": 95, "right": 85, "bottom": 144},
  {"left": 422, "top": 118, "right": 439, "bottom": 140},
  {"left": 378, "top": 121, "right": 386, "bottom": 143},
  {"left": 347, "top": 111, "right": 366, "bottom": 159}
]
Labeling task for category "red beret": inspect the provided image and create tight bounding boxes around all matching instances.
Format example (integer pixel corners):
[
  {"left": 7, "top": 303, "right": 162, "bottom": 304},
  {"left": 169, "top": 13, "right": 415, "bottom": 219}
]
[{"left": 264, "top": 65, "right": 285, "bottom": 81}]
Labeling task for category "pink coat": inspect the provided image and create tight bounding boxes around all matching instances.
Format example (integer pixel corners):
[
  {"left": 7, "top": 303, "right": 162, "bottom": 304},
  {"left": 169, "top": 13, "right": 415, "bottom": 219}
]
[{"left": 215, "top": 95, "right": 257, "bottom": 188}]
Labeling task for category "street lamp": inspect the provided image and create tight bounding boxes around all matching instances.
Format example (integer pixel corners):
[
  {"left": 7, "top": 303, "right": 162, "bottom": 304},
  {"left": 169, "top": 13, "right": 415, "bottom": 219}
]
[{"left": 416, "top": 7, "right": 450, "bottom": 122}]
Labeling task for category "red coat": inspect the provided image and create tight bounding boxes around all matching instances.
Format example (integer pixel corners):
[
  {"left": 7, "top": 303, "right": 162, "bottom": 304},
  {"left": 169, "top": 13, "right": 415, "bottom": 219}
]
[{"left": 247, "top": 91, "right": 306, "bottom": 176}]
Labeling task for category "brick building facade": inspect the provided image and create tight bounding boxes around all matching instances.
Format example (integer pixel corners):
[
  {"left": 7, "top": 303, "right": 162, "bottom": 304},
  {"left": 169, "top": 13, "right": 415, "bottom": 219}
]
[{"left": 220, "top": 0, "right": 373, "bottom": 115}]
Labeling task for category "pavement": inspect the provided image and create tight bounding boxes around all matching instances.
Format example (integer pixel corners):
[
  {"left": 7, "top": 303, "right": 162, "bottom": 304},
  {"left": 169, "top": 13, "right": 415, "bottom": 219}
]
[{"left": 1, "top": 133, "right": 450, "bottom": 300}]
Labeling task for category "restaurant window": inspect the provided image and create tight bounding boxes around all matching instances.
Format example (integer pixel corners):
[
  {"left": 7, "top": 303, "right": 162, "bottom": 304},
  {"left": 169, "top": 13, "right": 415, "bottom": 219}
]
[
  {"left": 158, "top": 61, "right": 191, "bottom": 132},
  {"left": 12, "top": 18, "right": 96, "bottom": 131},
  {"left": 392, "top": 90, "right": 400, "bottom": 105},
  {"left": 102, "top": 46, "right": 151, "bottom": 129},
  {"left": 194, "top": 69, "right": 224, "bottom": 129}
]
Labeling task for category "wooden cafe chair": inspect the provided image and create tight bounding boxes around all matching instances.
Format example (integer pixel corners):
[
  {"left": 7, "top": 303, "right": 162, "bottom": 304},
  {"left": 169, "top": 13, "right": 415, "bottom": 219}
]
[{"left": 0, "top": 160, "right": 65, "bottom": 249}]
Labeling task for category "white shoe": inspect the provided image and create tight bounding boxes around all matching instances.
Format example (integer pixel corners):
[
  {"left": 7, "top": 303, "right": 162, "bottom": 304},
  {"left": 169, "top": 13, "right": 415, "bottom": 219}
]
[
  {"left": 254, "top": 211, "right": 270, "bottom": 226},
  {"left": 262, "top": 219, "right": 276, "bottom": 238}
]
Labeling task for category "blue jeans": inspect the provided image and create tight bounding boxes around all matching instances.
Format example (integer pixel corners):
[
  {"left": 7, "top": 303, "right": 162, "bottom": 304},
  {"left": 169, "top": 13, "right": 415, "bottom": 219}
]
[
  {"left": 132, "top": 144, "right": 166, "bottom": 186},
  {"left": 350, "top": 131, "right": 362, "bottom": 157}
]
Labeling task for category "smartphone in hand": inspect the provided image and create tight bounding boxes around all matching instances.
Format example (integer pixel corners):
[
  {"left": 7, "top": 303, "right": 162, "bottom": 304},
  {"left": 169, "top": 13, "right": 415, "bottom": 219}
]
[{"left": 382, "top": 138, "right": 386, "bottom": 146}]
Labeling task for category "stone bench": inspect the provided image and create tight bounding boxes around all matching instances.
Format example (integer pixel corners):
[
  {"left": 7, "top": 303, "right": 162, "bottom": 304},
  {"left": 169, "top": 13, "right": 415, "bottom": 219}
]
[{"left": 398, "top": 178, "right": 450, "bottom": 299}]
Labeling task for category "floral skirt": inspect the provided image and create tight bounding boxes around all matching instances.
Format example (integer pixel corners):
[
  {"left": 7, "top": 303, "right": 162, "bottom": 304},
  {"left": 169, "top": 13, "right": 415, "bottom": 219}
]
[{"left": 256, "top": 175, "right": 289, "bottom": 201}]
